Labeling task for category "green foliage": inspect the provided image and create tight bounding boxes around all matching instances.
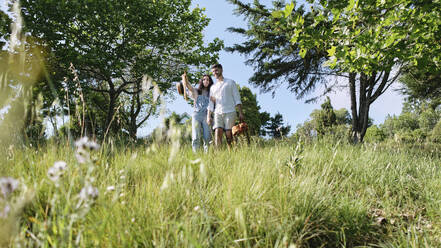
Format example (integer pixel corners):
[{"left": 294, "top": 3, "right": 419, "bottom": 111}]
[
  {"left": 418, "top": 108, "right": 440, "bottom": 132},
  {"left": 17, "top": 0, "right": 223, "bottom": 139},
  {"left": 431, "top": 120, "right": 441, "bottom": 143},
  {"left": 279, "top": 0, "right": 441, "bottom": 74},
  {"left": 381, "top": 112, "right": 419, "bottom": 138},
  {"left": 312, "top": 97, "right": 337, "bottom": 135},
  {"left": 262, "top": 112, "right": 291, "bottom": 138},
  {"left": 364, "top": 125, "right": 386, "bottom": 143},
  {"left": 259, "top": 111, "right": 271, "bottom": 136},
  {"left": 400, "top": 67, "right": 441, "bottom": 109},
  {"left": 334, "top": 108, "right": 352, "bottom": 125},
  {"left": 238, "top": 86, "right": 262, "bottom": 136}
]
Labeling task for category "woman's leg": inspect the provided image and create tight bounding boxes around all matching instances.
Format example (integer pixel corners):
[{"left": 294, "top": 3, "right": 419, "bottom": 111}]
[
  {"left": 201, "top": 118, "right": 212, "bottom": 152},
  {"left": 192, "top": 118, "right": 202, "bottom": 152}
]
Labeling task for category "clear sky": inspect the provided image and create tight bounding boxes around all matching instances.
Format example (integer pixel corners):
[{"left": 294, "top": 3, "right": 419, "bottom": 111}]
[{"left": 1, "top": 0, "right": 404, "bottom": 136}]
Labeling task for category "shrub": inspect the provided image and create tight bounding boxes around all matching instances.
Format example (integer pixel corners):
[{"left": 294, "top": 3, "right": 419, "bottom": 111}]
[
  {"left": 431, "top": 120, "right": 441, "bottom": 143},
  {"left": 364, "top": 125, "right": 386, "bottom": 142}
]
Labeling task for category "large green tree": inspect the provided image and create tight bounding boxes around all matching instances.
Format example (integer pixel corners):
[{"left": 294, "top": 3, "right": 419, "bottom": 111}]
[
  {"left": 276, "top": 0, "right": 441, "bottom": 141},
  {"left": 16, "top": 0, "right": 223, "bottom": 139}
]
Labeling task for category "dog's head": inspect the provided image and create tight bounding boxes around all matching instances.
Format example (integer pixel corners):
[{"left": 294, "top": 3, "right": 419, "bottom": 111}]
[{"left": 232, "top": 122, "right": 248, "bottom": 136}]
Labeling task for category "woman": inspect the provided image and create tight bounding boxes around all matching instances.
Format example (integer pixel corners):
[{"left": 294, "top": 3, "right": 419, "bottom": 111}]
[{"left": 182, "top": 72, "right": 214, "bottom": 152}]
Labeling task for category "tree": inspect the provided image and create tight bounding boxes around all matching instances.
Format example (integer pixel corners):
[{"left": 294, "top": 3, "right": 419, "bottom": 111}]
[
  {"left": 238, "top": 86, "right": 263, "bottom": 136},
  {"left": 263, "top": 113, "right": 291, "bottom": 139},
  {"left": 259, "top": 111, "right": 271, "bottom": 136},
  {"left": 17, "top": 0, "right": 223, "bottom": 139},
  {"left": 334, "top": 108, "right": 351, "bottom": 125},
  {"left": 275, "top": 0, "right": 441, "bottom": 141},
  {"left": 311, "top": 96, "right": 336, "bottom": 135}
]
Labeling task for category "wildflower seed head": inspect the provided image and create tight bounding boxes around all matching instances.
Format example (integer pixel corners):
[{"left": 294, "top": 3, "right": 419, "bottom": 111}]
[
  {"left": 47, "top": 167, "right": 61, "bottom": 184},
  {"left": 0, "top": 177, "right": 20, "bottom": 199},
  {"left": 75, "top": 152, "right": 88, "bottom": 164},
  {"left": 75, "top": 137, "right": 89, "bottom": 150},
  {"left": 75, "top": 137, "right": 100, "bottom": 151},
  {"left": 53, "top": 161, "right": 67, "bottom": 172},
  {"left": 79, "top": 185, "right": 99, "bottom": 201}
]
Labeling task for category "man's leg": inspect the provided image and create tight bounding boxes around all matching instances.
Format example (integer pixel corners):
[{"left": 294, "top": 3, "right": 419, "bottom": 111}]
[
  {"left": 213, "top": 113, "right": 225, "bottom": 148},
  {"left": 225, "top": 130, "right": 233, "bottom": 147},
  {"left": 215, "top": 128, "right": 223, "bottom": 147},
  {"left": 224, "top": 112, "right": 237, "bottom": 147}
]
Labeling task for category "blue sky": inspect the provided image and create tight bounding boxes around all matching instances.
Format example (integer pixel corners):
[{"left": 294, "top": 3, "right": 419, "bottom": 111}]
[{"left": 1, "top": 0, "right": 404, "bottom": 136}]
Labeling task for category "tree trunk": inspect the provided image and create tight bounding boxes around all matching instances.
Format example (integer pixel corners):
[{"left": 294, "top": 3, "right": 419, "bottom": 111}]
[
  {"left": 105, "top": 87, "right": 117, "bottom": 137},
  {"left": 349, "top": 73, "right": 372, "bottom": 143},
  {"left": 128, "top": 91, "right": 138, "bottom": 140},
  {"left": 349, "top": 72, "right": 361, "bottom": 143}
]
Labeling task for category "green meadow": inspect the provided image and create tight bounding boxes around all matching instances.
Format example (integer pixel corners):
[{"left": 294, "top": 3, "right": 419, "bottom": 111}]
[{"left": 2, "top": 139, "right": 441, "bottom": 247}]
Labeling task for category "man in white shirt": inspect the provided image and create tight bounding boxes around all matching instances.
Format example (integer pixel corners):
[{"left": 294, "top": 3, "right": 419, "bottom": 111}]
[{"left": 207, "top": 64, "right": 244, "bottom": 147}]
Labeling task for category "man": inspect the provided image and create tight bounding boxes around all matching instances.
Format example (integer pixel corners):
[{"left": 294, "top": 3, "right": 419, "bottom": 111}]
[{"left": 207, "top": 64, "right": 244, "bottom": 147}]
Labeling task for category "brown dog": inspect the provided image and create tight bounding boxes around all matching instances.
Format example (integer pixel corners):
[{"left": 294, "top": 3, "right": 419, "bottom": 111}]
[{"left": 232, "top": 122, "right": 250, "bottom": 144}]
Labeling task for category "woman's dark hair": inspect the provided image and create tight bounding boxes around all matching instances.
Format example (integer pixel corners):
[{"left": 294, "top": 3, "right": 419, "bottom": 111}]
[{"left": 197, "top": 75, "right": 213, "bottom": 95}]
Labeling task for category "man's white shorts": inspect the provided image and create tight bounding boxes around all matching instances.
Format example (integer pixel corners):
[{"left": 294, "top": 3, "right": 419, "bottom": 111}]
[{"left": 213, "top": 112, "right": 237, "bottom": 131}]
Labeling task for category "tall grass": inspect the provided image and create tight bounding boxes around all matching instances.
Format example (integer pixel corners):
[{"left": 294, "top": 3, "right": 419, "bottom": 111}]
[{"left": 2, "top": 138, "right": 441, "bottom": 247}]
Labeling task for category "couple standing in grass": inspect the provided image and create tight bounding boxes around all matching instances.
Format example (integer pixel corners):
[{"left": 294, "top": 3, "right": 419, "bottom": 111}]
[{"left": 181, "top": 64, "right": 244, "bottom": 152}]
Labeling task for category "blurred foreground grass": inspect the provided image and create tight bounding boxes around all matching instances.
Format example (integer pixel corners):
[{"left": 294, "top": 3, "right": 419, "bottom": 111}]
[{"left": 1, "top": 139, "right": 441, "bottom": 247}]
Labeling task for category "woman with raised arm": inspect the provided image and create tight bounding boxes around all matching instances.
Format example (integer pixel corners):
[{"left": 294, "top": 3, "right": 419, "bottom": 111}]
[{"left": 182, "top": 72, "right": 214, "bottom": 152}]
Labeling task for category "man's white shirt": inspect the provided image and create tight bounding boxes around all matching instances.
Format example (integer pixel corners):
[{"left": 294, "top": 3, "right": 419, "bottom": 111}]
[{"left": 208, "top": 77, "right": 241, "bottom": 114}]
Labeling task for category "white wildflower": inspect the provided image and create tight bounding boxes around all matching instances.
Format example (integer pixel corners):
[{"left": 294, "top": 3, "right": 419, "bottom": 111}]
[
  {"left": 75, "top": 137, "right": 89, "bottom": 150},
  {"left": 75, "top": 150, "right": 88, "bottom": 164},
  {"left": 106, "top": 186, "right": 115, "bottom": 192},
  {"left": 0, "top": 177, "right": 20, "bottom": 199},
  {"left": 53, "top": 161, "right": 67, "bottom": 171},
  {"left": 47, "top": 167, "right": 61, "bottom": 183},
  {"left": 75, "top": 137, "right": 100, "bottom": 151},
  {"left": 79, "top": 185, "right": 99, "bottom": 201},
  {"left": 48, "top": 161, "right": 68, "bottom": 184},
  {"left": 193, "top": 206, "right": 200, "bottom": 212}
]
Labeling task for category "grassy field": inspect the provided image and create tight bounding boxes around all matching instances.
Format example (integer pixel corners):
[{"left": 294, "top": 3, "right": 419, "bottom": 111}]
[{"left": 1, "top": 138, "right": 441, "bottom": 247}]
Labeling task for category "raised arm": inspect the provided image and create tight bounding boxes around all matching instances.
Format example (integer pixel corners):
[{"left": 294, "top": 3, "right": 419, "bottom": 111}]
[{"left": 181, "top": 72, "right": 197, "bottom": 99}]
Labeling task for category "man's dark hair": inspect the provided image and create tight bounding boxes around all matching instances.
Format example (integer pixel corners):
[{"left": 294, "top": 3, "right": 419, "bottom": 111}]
[{"left": 211, "top": 64, "right": 222, "bottom": 70}]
